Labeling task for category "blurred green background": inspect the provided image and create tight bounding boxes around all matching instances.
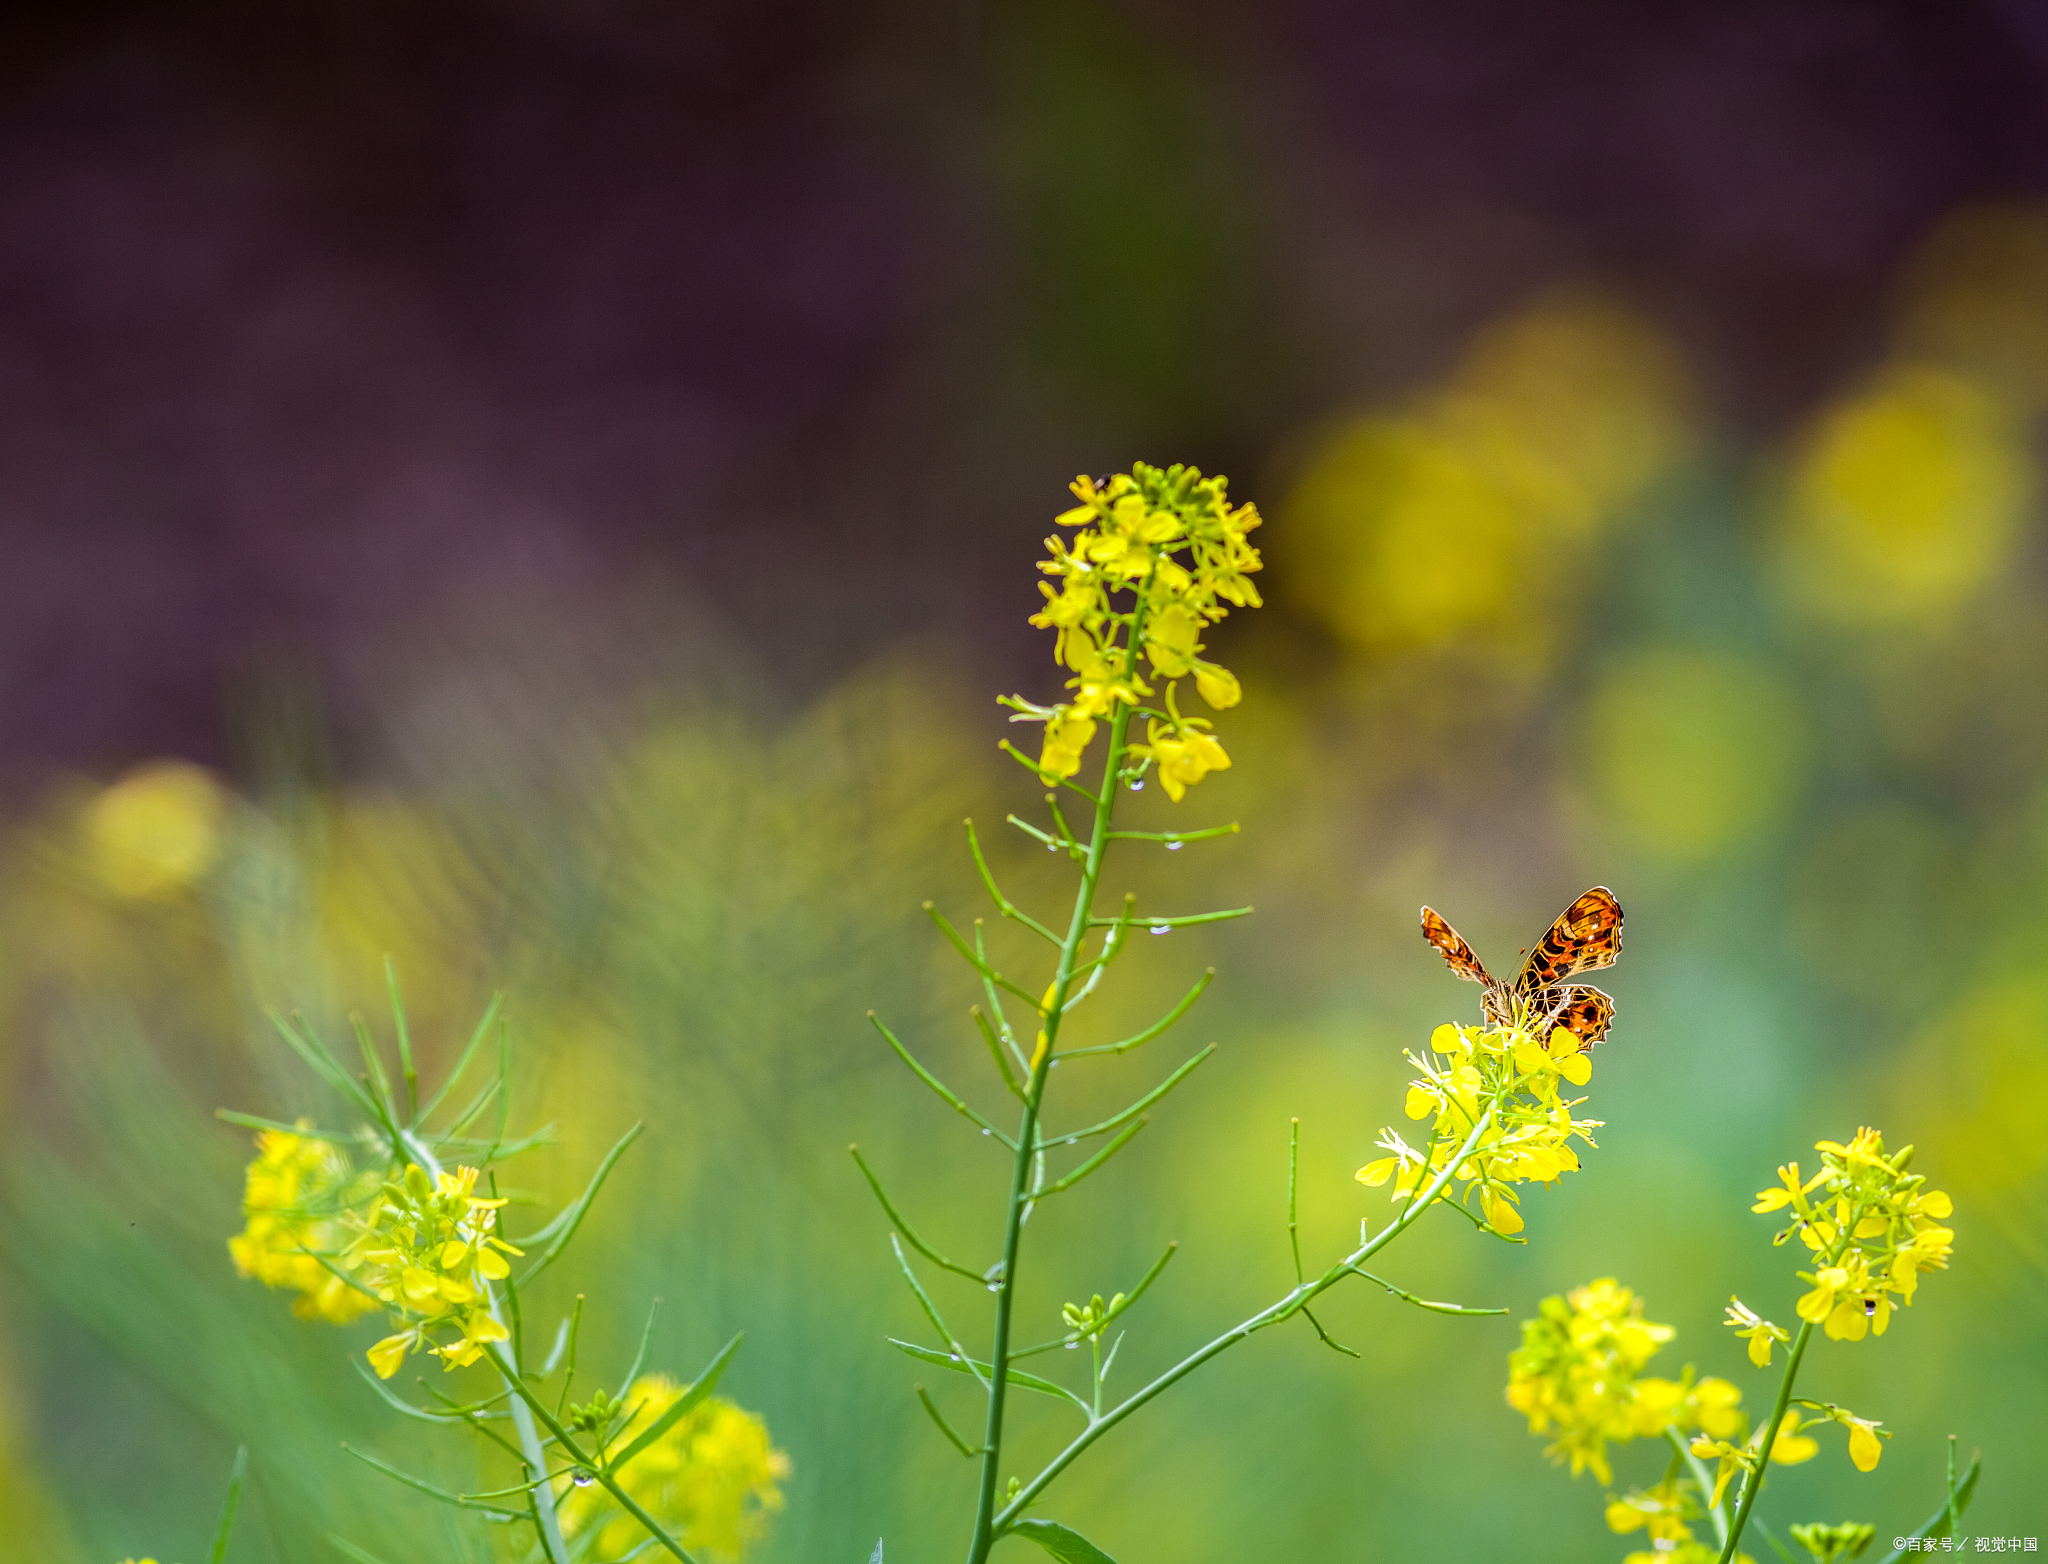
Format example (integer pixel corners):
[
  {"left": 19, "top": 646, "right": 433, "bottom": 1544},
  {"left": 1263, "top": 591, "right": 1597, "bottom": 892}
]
[{"left": 2, "top": 2, "right": 2046, "bottom": 1560}]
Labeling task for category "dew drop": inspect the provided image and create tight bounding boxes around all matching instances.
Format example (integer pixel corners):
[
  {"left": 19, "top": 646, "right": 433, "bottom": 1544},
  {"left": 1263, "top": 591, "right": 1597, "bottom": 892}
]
[
  {"left": 1165, "top": 840, "right": 1183, "bottom": 851},
  {"left": 1064, "top": 1340, "right": 1081, "bottom": 1350},
  {"left": 1129, "top": 780, "right": 1144, "bottom": 792},
  {"left": 987, "top": 1281, "right": 1002, "bottom": 1293},
  {"left": 573, "top": 1474, "right": 595, "bottom": 1488},
  {"left": 1048, "top": 842, "right": 1058, "bottom": 851},
  {"left": 1150, "top": 924, "right": 1171, "bottom": 936},
  {"left": 980, "top": 1127, "right": 992, "bottom": 1136}
]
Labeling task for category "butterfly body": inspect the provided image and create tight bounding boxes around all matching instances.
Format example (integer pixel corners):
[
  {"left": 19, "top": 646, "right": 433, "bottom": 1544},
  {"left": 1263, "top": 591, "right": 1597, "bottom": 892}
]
[{"left": 1419, "top": 887, "right": 1623, "bottom": 1045}]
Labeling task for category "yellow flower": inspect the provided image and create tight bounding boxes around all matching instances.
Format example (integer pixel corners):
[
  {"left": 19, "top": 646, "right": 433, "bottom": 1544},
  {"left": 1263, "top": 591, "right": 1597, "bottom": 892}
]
[
  {"left": 1770, "top": 1412, "right": 1820, "bottom": 1465},
  {"left": 1137, "top": 721, "right": 1231, "bottom": 803},
  {"left": 1606, "top": 1477, "right": 1693, "bottom": 1544},
  {"left": 1689, "top": 1435, "right": 1748, "bottom": 1510},
  {"left": 1677, "top": 1376, "right": 1744, "bottom": 1439},
  {"left": 1797, "top": 1265, "right": 1852, "bottom": 1325},
  {"left": 558, "top": 1379, "right": 790, "bottom": 1562},
  {"left": 1143, "top": 602, "right": 1204, "bottom": 678},
  {"left": 227, "top": 1127, "right": 378, "bottom": 1325},
  {"left": 1368, "top": 1013, "right": 1602, "bottom": 1242},
  {"left": 82, "top": 759, "right": 226, "bottom": 898},
  {"left": 1805, "top": 1405, "right": 1888, "bottom": 1473},
  {"left": 1008, "top": 463, "right": 1262, "bottom": 795},
  {"left": 347, "top": 1163, "right": 524, "bottom": 1378},
  {"left": 1191, "top": 660, "right": 1241, "bottom": 709},
  {"left": 1754, "top": 1160, "right": 1826, "bottom": 1215},
  {"left": 367, "top": 1331, "right": 417, "bottom": 1380},
  {"left": 1504, "top": 1279, "right": 1685, "bottom": 1483},
  {"left": 1036, "top": 709, "right": 1098, "bottom": 778},
  {"left": 1724, "top": 1297, "right": 1792, "bottom": 1367},
  {"left": 1759, "top": 1128, "right": 1956, "bottom": 1336},
  {"left": 1479, "top": 1184, "right": 1522, "bottom": 1234}
]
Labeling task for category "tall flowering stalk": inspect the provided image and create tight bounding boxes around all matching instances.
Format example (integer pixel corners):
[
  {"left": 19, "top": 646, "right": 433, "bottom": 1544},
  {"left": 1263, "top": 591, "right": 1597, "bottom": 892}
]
[
  {"left": 1509, "top": 1128, "right": 1970, "bottom": 1564},
  {"left": 857, "top": 464, "right": 1614, "bottom": 1564},
  {"left": 224, "top": 969, "right": 786, "bottom": 1564}
]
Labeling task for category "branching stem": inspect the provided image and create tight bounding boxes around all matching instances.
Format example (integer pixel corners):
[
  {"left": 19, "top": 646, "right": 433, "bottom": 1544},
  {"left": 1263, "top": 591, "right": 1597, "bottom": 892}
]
[{"left": 1716, "top": 1319, "right": 1815, "bottom": 1564}]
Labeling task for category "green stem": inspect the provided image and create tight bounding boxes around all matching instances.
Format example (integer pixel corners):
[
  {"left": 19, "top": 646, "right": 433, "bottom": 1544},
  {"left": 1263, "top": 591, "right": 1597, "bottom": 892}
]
[
  {"left": 1666, "top": 1426, "right": 1728, "bottom": 1550},
  {"left": 1717, "top": 1319, "right": 1815, "bottom": 1564},
  {"left": 484, "top": 1347, "right": 703, "bottom": 1564},
  {"left": 989, "top": 1106, "right": 1496, "bottom": 1533},
  {"left": 964, "top": 699, "right": 1134, "bottom": 1564}
]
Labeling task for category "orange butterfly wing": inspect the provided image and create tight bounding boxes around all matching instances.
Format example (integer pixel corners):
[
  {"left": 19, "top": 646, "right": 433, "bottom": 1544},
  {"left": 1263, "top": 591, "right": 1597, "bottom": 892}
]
[
  {"left": 1421, "top": 906, "right": 1493, "bottom": 985},
  {"left": 1516, "top": 886, "right": 1623, "bottom": 991},
  {"left": 1548, "top": 985, "right": 1616, "bottom": 1047}
]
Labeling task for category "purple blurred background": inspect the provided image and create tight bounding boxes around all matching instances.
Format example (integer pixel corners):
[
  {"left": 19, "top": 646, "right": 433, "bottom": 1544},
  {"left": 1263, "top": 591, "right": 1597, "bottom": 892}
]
[{"left": 6, "top": 0, "right": 2046, "bottom": 784}]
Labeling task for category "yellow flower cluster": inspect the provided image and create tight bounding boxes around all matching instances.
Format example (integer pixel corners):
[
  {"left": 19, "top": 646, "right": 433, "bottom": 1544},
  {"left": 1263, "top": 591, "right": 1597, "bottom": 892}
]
[
  {"left": 1753, "top": 1127, "right": 1954, "bottom": 1341},
  {"left": 1356, "top": 1019, "right": 1603, "bottom": 1235},
  {"left": 227, "top": 1127, "right": 378, "bottom": 1324},
  {"left": 1009, "top": 463, "right": 1262, "bottom": 798},
  {"left": 557, "top": 1378, "right": 790, "bottom": 1563},
  {"left": 348, "top": 1163, "right": 523, "bottom": 1378},
  {"left": 1606, "top": 1477, "right": 1752, "bottom": 1564},
  {"left": 1505, "top": 1279, "right": 1742, "bottom": 1485}
]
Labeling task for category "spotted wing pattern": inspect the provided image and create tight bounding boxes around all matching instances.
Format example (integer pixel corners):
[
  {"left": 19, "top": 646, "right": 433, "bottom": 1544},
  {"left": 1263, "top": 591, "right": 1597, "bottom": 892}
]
[
  {"left": 1516, "top": 886, "right": 1623, "bottom": 992},
  {"left": 1546, "top": 985, "right": 1617, "bottom": 1047},
  {"left": 1421, "top": 906, "right": 1492, "bottom": 986}
]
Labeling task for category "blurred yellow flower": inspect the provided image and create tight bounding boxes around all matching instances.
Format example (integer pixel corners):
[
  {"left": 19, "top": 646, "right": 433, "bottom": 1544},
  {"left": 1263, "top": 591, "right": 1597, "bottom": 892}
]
[
  {"left": 81, "top": 761, "right": 227, "bottom": 899},
  {"left": 1769, "top": 1411, "right": 1819, "bottom": 1465},
  {"left": 1779, "top": 362, "right": 2033, "bottom": 625},
  {"left": 1504, "top": 1278, "right": 1695, "bottom": 1483},
  {"left": 1606, "top": 1476, "right": 1695, "bottom": 1547},
  {"left": 1284, "top": 289, "right": 1690, "bottom": 661},
  {"left": 1889, "top": 978, "right": 2048, "bottom": 1226},
  {"left": 228, "top": 1127, "right": 378, "bottom": 1325},
  {"left": 558, "top": 1379, "right": 789, "bottom": 1562}
]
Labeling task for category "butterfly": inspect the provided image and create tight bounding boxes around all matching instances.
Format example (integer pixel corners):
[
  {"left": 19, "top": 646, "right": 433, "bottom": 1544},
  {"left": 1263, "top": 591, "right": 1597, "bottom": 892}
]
[{"left": 1419, "top": 886, "right": 1623, "bottom": 1045}]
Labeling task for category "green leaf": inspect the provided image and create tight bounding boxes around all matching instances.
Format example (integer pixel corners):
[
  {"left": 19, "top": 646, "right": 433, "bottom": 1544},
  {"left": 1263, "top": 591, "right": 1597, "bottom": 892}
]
[
  {"left": 1876, "top": 1455, "right": 1982, "bottom": 1564},
  {"left": 868, "top": 1544, "right": 883, "bottom": 1564},
  {"left": 515, "top": 1122, "right": 645, "bottom": 1285},
  {"left": 607, "top": 1331, "right": 743, "bottom": 1473},
  {"left": 208, "top": 1445, "right": 247, "bottom": 1564},
  {"left": 337, "top": 1444, "right": 524, "bottom": 1519},
  {"left": 886, "top": 1340, "right": 1083, "bottom": 1407},
  {"left": 1012, "top": 1519, "right": 1119, "bottom": 1564}
]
